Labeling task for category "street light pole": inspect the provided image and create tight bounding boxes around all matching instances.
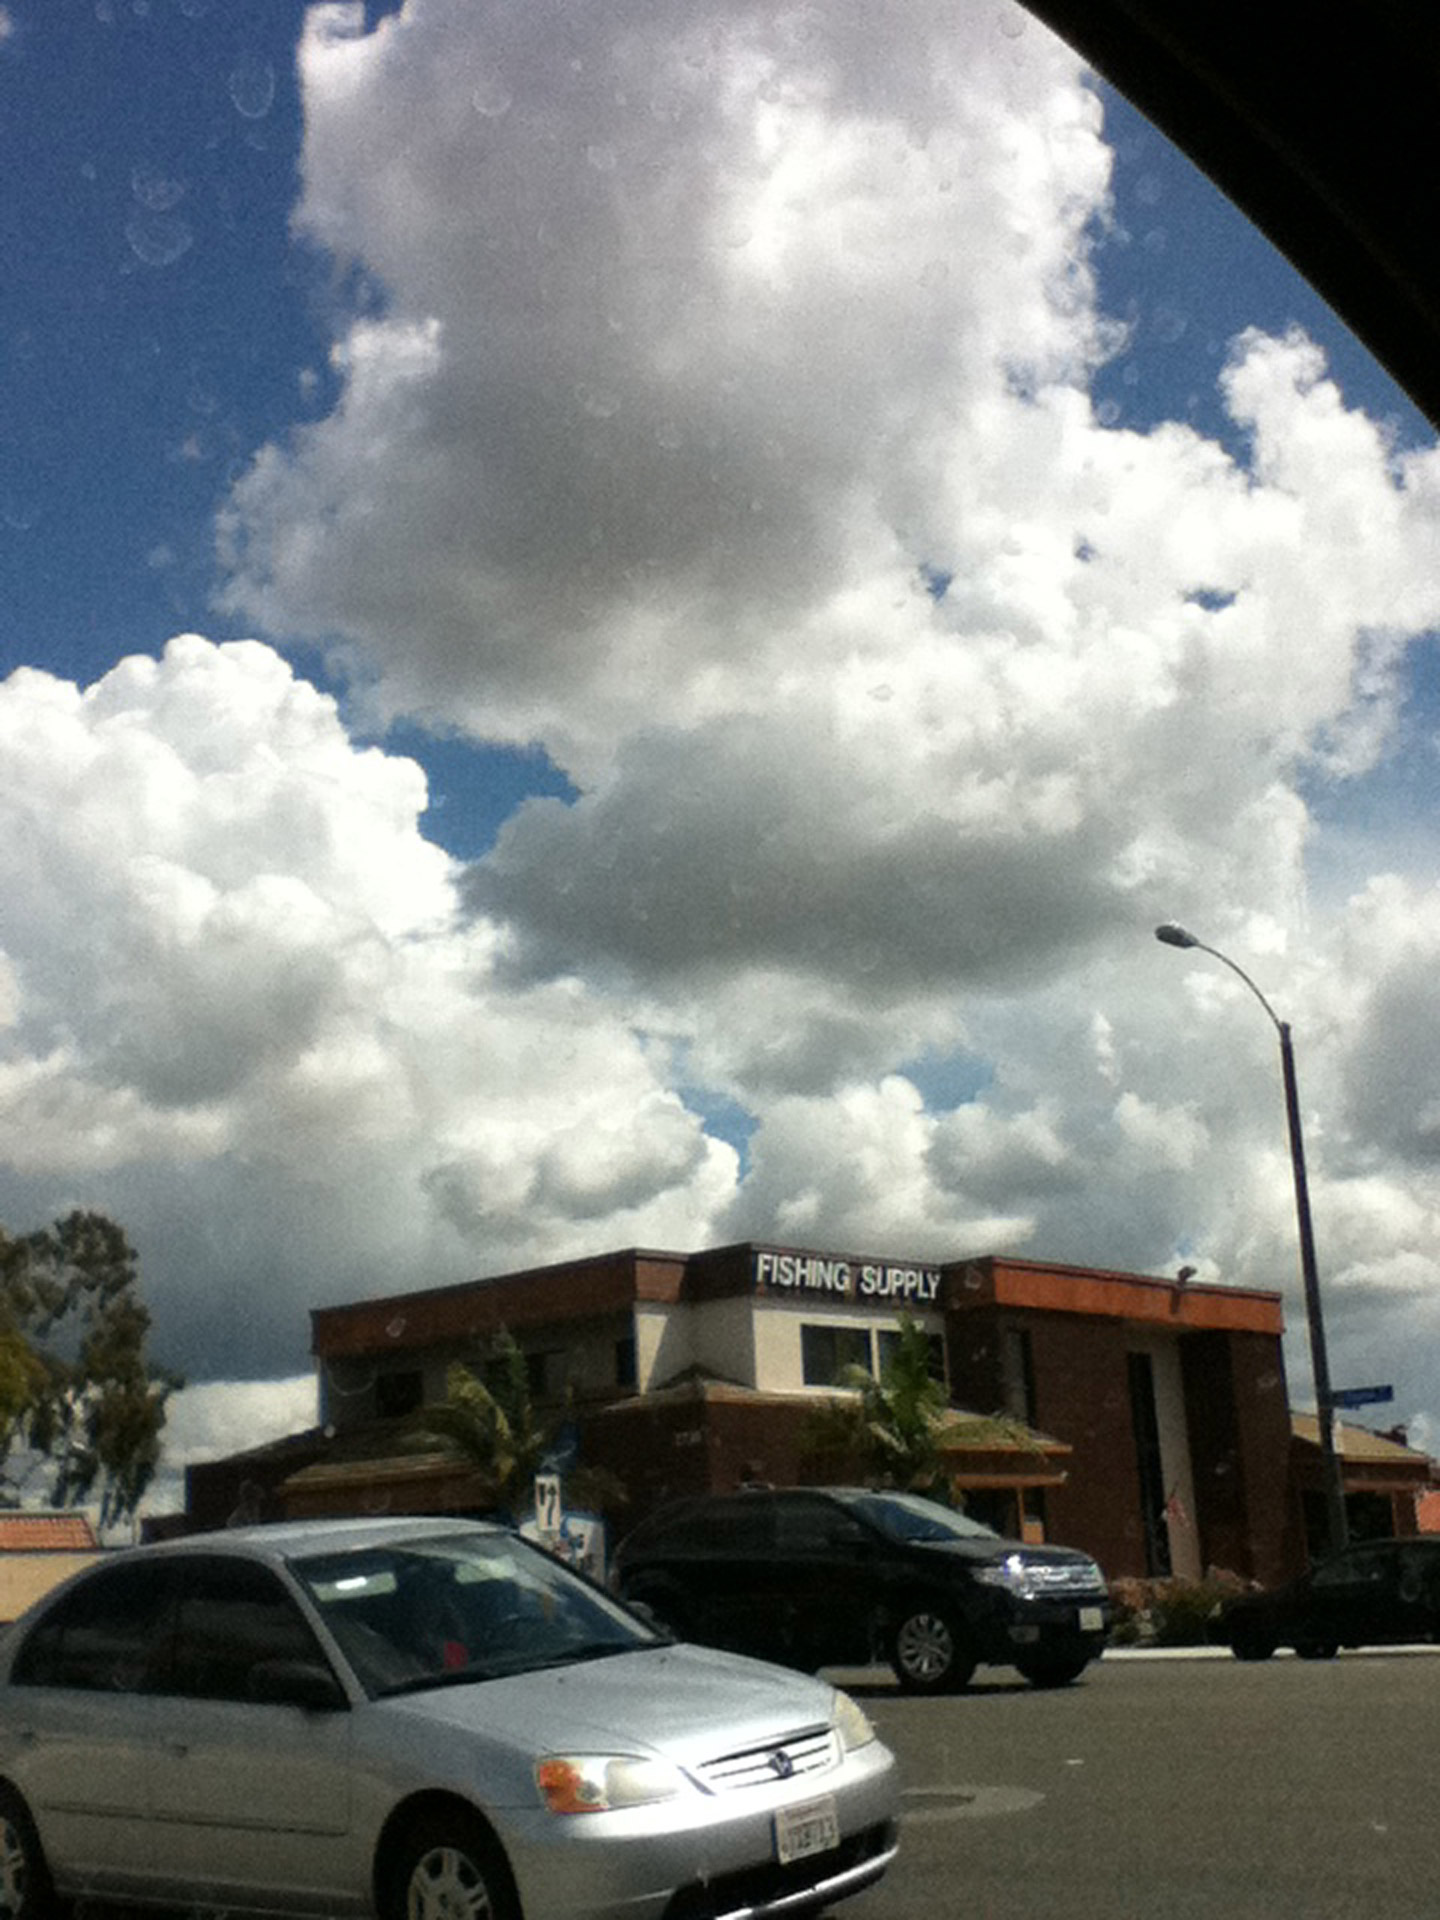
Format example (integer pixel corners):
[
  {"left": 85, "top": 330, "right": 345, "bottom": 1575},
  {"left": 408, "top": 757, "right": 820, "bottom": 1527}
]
[{"left": 1155, "top": 923, "right": 1349, "bottom": 1556}]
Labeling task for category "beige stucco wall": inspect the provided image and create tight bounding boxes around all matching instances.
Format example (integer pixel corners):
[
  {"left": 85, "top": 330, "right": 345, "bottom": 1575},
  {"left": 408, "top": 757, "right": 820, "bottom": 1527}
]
[{"left": 0, "top": 1552, "right": 101, "bottom": 1625}]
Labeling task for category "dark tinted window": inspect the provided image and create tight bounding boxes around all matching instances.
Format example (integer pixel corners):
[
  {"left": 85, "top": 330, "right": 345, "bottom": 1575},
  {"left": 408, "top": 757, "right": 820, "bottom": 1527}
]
[
  {"left": 640, "top": 1497, "right": 773, "bottom": 1554},
  {"left": 1311, "top": 1545, "right": 1395, "bottom": 1590},
  {"left": 801, "top": 1324, "right": 871, "bottom": 1386},
  {"left": 841, "top": 1490, "right": 999, "bottom": 1543},
  {"left": 164, "top": 1556, "right": 329, "bottom": 1703},
  {"left": 774, "top": 1497, "right": 869, "bottom": 1553},
  {"left": 12, "top": 1559, "right": 175, "bottom": 1692},
  {"left": 376, "top": 1369, "right": 424, "bottom": 1419}
]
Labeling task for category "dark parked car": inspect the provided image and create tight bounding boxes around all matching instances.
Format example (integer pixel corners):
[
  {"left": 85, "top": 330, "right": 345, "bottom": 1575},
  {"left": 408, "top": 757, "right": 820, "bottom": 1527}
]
[
  {"left": 613, "top": 1487, "right": 1110, "bottom": 1691},
  {"left": 1213, "top": 1537, "right": 1440, "bottom": 1662}
]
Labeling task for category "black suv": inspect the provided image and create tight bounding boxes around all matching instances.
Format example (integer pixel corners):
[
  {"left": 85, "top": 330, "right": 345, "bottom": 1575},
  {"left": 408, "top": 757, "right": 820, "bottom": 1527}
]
[
  {"left": 1213, "top": 1536, "right": 1440, "bottom": 1662},
  {"left": 613, "top": 1486, "right": 1111, "bottom": 1690}
]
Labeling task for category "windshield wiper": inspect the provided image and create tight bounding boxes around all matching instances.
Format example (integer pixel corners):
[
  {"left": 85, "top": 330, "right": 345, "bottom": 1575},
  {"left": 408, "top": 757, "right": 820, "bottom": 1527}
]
[{"left": 372, "top": 1661, "right": 509, "bottom": 1698}]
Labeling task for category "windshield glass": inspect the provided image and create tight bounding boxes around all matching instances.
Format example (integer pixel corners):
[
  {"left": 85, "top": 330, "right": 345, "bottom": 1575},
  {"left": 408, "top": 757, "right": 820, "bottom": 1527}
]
[
  {"left": 294, "top": 1530, "right": 657, "bottom": 1695},
  {"left": 841, "top": 1491, "right": 1001, "bottom": 1545}
]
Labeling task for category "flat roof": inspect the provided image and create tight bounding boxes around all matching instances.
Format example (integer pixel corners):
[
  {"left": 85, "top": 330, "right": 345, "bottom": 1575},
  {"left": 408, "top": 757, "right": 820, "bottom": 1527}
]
[{"left": 311, "top": 1241, "right": 1287, "bottom": 1359}]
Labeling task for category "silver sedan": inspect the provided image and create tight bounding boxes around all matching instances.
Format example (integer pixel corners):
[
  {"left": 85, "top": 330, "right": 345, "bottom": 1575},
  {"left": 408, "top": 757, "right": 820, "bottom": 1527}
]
[{"left": 0, "top": 1516, "right": 898, "bottom": 1920}]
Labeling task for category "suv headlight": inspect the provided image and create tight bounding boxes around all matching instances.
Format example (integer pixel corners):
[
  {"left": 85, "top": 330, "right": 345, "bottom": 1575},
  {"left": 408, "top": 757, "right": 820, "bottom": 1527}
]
[
  {"left": 535, "top": 1754, "right": 686, "bottom": 1814},
  {"left": 833, "top": 1687, "right": 876, "bottom": 1752},
  {"left": 974, "top": 1552, "right": 1039, "bottom": 1597}
]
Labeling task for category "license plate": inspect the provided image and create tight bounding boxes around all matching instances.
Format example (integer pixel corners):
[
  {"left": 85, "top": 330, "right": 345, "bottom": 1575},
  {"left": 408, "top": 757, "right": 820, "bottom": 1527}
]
[
  {"left": 775, "top": 1795, "right": 840, "bottom": 1865},
  {"left": 1079, "top": 1606, "right": 1105, "bottom": 1632}
]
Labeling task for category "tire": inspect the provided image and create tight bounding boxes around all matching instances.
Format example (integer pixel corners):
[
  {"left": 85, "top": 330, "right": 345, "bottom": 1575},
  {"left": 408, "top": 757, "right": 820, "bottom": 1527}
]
[
  {"left": 1229, "top": 1629, "right": 1277, "bottom": 1662},
  {"left": 890, "top": 1605, "right": 975, "bottom": 1692},
  {"left": 1294, "top": 1638, "right": 1339, "bottom": 1661},
  {"left": 381, "top": 1808, "right": 519, "bottom": 1920},
  {"left": 0, "top": 1784, "right": 57, "bottom": 1920},
  {"left": 1015, "top": 1652, "right": 1090, "bottom": 1689}
]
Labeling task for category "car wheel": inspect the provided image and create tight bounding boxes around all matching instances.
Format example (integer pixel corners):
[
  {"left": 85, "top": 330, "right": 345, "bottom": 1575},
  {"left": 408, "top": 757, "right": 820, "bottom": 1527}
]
[
  {"left": 1294, "top": 1638, "right": 1339, "bottom": 1661},
  {"left": 0, "top": 1785, "right": 56, "bottom": 1920},
  {"left": 383, "top": 1808, "right": 519, "bottom": 1920},
  {"left": 890, "top": 1605, "right": 975, "bottom": 1692},
  {"left": 1229, "top": 1628, "right": 1277, "bottom": 1662},
  {"left": 1015, "top": 1652, "right": 1089, "bottom": 1688}
]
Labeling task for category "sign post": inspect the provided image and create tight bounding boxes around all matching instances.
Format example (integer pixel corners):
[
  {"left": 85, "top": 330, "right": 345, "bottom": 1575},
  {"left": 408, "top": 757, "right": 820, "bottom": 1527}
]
[{"left": 533, "top": 1472, "right": 562, "bottom": 1535}]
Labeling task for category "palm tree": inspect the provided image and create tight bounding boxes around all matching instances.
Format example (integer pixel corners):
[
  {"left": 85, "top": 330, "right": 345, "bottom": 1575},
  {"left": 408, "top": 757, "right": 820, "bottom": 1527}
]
[{"left": 407, "top": 1330, "right": 625, "bottom": 1522}]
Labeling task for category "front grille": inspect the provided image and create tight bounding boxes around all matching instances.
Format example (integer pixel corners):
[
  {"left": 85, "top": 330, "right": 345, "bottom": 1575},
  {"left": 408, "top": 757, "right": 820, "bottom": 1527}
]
[
  {"left": 663, "top": 1818, "right": 898, "bottom": 1920},
  {"left": 697, "top": 1726, "right": 840, "bottom": 1793},
  {"left": 1023, "top": 1562, "right": 1103, "bottom": 1596}
]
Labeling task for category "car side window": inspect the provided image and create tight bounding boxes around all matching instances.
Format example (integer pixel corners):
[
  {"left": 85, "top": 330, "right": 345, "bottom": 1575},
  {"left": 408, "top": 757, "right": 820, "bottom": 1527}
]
[
  {"left": 1312, "top": 1547, "right": 1393, "bottom": 1591},
  {"left": 646, "top": 1498, "right": 774, "bottom": 1554},
  {"left": 775, "top": 1499, "right": 870, "bottom": 1554},
  {"left": 162, "top": 1557, "right": 332, "bottom": 1704},
  {"left": 11, "top": 1559, "right": 176, "bottom": 1693},
  {"left": 1395, "top": 1546, "right": 1439, "bottom": 1605}
]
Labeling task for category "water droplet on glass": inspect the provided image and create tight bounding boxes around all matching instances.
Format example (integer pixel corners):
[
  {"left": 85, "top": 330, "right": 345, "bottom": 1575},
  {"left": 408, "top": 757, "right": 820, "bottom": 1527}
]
[
  {"left": 131, "top": 163, "right": 185, "bottom": 212},
  {"left": 386, "top": 1316, "right": 407, "bottom": 1340},
  {"left": 869, "top": 683, "right": 895, "bottom": 703},
  {"left": 1096, "top": 397, "right": 1121, "bottom": 427},
  {"left": 471, "top": 75, "right": 512, "bottom": 118},
  {"left": 575, "top": 383, "right": 620, "bottom": 419},
  {"left": 125, "top": 210, "right": 193, "bottom": 267},
  {"left": 2, "top": 491, "right": 39, "bottom": 532},
  {"left": 228, "top": 54, "right": 276, "bottom": 120}
]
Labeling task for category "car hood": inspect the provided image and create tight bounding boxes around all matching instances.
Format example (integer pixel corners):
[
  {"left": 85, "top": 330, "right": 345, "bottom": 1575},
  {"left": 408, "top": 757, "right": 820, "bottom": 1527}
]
[
  {"left": 911, "top": 1537, "right": 1094, "bottom": 1569},
  {"left": 383, "top": 1641, "right": 837, "bottom": 1764}
]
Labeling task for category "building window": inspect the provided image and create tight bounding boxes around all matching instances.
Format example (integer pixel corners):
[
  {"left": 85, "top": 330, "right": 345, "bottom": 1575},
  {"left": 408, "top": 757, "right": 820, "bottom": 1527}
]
[
  {"left": 1128, "top": 1351, "right": 1171, "bottom": 1577},
  {"left": 801, "top": 1323, "right": 871, "bottom": 1386},
  {"left": 614, "top": 1334, "right": 637, "bottom": 1389},
  {"left": 1001, "top": 1327, "right": 1037, "bottom": 1425},
  {"left": 375, "top": 1369, "right": 423, "bottom": 1419},
  {"left": 876, "top": 1327, "right": 946, "bottom": 1386}
]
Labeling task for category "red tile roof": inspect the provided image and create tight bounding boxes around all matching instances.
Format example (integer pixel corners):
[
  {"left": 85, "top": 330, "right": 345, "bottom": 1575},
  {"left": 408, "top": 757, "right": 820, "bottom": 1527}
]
[{"left": 0, "top": 1511, "right": 100, "bottom": 1552}]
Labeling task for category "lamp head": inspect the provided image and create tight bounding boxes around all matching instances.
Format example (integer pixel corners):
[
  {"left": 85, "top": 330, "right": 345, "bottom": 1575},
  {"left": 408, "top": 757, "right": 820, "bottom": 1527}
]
[{"left": 1155, "top": 922, "right": 1199, "bottom": 949}]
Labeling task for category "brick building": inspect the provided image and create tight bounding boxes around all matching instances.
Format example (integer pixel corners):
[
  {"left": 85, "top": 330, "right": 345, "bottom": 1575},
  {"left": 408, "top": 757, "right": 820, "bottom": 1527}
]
[{"left": 258, "top": 1241, "right": 1295, "bottom": 1584}]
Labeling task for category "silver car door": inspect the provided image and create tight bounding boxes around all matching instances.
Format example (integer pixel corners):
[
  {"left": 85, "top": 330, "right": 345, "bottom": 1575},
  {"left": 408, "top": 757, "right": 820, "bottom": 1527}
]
[{"left": 143, "top": 1554, "right": 357, "bottom": 1913}]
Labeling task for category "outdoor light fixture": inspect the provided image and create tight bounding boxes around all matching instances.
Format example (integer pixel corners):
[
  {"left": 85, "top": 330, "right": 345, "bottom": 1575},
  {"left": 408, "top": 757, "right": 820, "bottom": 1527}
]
[{"left": 1154, "top": 922, "right": 1349, "bottom": 1556}]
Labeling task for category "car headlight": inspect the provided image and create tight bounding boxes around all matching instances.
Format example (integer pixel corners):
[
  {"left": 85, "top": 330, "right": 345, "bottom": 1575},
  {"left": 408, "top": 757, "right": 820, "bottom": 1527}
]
[
  {"left": 974, "top": 1553, "right": 1036, "bottom": 1596},
  {"left": 832, "top": 1687, "right": 876, "bottom": 1752},
  {"left": 535, "top": 1754, "right": 686, "bottom": 1815}
]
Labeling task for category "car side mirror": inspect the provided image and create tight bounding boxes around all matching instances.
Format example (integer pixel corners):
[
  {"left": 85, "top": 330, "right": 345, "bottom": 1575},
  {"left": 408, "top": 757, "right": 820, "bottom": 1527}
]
[
  {"left": 625, "top": 1599, "right": 678, "bottom": 1641},
  {"left": 249, "top": 1658, "right": 348, "bottom": 1712}
]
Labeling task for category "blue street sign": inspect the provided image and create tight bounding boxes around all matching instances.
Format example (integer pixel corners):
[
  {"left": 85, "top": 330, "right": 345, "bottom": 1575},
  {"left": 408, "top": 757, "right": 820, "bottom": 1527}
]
[{"left": 1330, "top": 1384, "right": 1395, "bottom": 1409}]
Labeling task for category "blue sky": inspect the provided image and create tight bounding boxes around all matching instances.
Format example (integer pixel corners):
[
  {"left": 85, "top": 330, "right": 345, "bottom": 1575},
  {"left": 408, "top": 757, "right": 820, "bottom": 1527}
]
[
  {"left": 3, "top": 0, "right": 1439, "bottom": 1476},
  {"left": 4, "top": 5, "right": 1429, "bottom": 850}
]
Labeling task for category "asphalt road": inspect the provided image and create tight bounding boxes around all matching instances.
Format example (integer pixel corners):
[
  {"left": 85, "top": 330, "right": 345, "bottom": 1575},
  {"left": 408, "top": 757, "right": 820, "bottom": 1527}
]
[{"left": 846, "top": 1649, "right": 1440, "bottom": 1920}]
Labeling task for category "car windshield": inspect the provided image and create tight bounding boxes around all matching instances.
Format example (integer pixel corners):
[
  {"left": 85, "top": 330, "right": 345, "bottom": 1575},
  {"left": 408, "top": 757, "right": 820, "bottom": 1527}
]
[
  {"left": 839, "top": 1491, "right": 1002, "bottom": 1545},
  {"left": 293, "top": 1530, "right": 659, "bottom": 1696}
]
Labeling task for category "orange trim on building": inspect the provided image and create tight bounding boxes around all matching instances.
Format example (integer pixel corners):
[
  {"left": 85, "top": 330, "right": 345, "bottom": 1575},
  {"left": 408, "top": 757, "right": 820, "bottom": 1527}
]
[{"left": 950, "top": 1254, "right": 1284, "bottom": 1335}]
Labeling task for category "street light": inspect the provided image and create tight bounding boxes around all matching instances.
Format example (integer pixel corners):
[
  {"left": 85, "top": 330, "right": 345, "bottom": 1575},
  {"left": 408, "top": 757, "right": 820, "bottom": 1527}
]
[{"left": 1154, "top": 922, "right": 1349, "bottom": 1556}]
